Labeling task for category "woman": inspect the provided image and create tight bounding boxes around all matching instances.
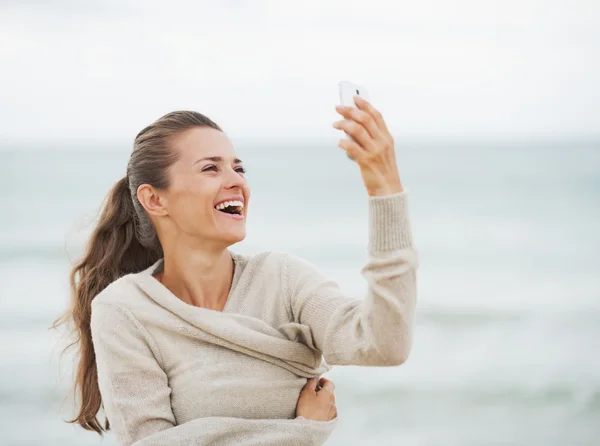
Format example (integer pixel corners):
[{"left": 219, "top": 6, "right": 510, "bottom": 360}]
[{"left": 54, "top": 96, "right": 418, "bottom": 445}]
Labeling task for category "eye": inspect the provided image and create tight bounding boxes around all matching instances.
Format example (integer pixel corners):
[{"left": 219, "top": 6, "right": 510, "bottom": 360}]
[
  {"left": 235, "top": 167, "right": 246, "bottom": 174},
  {"left": 202, "top": 165, "right": 218, "bottom": 172}
]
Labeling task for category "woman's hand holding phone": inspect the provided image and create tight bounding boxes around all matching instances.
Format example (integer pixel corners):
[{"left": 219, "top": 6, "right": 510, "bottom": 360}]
[{"left": 333, "top": 93, "right": 404, "bottom": 197}]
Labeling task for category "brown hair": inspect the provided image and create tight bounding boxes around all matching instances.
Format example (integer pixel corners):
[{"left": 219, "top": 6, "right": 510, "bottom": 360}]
[{"left": 51, "top": 111, "right": 221, "bottom": 435}]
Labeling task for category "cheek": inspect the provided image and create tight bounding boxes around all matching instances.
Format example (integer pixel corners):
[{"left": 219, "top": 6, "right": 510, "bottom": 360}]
[
  {"left": 243, "top": 183, "right": 251, "bottom": 202},
  {"left": 168, "top": 181, "right": 216, "bottom": 227}
]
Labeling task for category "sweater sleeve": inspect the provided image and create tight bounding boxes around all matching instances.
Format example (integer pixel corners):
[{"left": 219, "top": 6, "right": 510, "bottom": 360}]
[
  {"left": 90, "top": 301, "right": 337, "bottom": 446},
  {"left": 284, "top": 191, "right": 418, "bottom": 367},
  {"left": 90, "top": 301, "right": 177, "bottom": 445}
]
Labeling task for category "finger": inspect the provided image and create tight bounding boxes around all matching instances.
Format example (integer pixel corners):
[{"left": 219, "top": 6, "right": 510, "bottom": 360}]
[
  {"left": 329, "top": 404, "right": 338, "bottom": 420},
  {"left": 333, "top": 120, "right": 375, "bottom": 151},
  {"left": 318, "top": 377, "right": 334, "bottom": 390},
  {"left": 354, "top": 95, "right": 390, "bottom": 136},
  {"left": 304, "top": 377, "right": 318, "bottom": 391},
  {"left": 319, "top": 378, "right": 335, "bottom": 394},
  {"left": 334, "top": 105, "right": 384, "bottom": 142},
  {"left": 337, "top": 138, "right": 365, "bottom": 163},
  {"left": 318, "top": 377, "right": 333, "bottom": 386}
]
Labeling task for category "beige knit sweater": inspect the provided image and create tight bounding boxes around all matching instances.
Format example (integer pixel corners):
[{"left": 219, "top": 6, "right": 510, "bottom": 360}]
[{"left": 90, "top": 191, "right": 418, "bottom": 446}]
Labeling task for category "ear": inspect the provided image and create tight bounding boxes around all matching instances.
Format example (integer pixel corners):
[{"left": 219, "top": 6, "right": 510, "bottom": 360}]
[{"left": 137, "top": 184, "right": 169, "bottom": 217}]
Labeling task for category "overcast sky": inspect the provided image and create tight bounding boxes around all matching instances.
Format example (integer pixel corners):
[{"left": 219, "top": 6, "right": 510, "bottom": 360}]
[{"left": 1, "top": 0, "right": 599, "bottom": 145}]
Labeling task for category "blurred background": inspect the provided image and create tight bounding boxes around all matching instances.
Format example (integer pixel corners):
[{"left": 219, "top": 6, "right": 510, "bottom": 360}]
[{"left": 1, "top": 1, "right": 599, "bottom": 445}]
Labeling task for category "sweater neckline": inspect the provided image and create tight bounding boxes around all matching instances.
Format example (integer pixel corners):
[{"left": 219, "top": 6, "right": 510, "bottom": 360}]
[{"left": 138, "top": 251, "right": 244, "bottom": 314}]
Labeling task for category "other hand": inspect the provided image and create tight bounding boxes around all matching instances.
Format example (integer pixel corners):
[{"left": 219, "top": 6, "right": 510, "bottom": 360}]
[{"left": 295, "top": 377, "right": 337, "bottom": 422}]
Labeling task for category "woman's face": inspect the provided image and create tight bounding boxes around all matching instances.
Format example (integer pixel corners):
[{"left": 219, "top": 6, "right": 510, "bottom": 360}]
[{"left": 157, "top": 126, "right": 250, "bottom": 249}]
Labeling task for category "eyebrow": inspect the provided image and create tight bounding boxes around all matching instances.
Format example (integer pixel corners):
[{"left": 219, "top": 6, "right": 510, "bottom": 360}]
[{"left": 194, "top": 156, "right": 243, "bottom": 165}]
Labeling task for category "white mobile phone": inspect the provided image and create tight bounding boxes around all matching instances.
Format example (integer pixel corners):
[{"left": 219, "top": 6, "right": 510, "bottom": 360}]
[{"left": 339, "top": 80, "right": 369, "bottom": 108}]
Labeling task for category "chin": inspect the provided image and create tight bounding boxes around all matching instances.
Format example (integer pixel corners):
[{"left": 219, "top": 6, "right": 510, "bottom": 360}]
[{"left": 212, "top": 209, "right": 248, "bottom": 247}]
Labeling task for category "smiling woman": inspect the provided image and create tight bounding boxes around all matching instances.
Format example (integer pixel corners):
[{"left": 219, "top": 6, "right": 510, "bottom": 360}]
[{"left": 52, "top": 105, "right": 418, "bottom": 445}]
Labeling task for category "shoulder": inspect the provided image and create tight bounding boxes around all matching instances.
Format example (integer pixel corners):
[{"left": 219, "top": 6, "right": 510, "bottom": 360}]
[
  {"left": 89, "top": 274, "right": 160, "bottom": 354},
  {"left": 234, "top": 250, "right": 328, "bottom": 289},
  {"left": 90, "top": 275, "right": 139, "bottom": 325},
  {"left": 232, "top": 250, "right": 315, "bottom": 276},
  {"left": 90, "top": 270, "right": 156, "bottom": 326},
  {"left": 93, "top": 275, "right": 137, "bottom": 307},
  {"left": 92, "top": 258, "right": 162, "bottom": 309}
]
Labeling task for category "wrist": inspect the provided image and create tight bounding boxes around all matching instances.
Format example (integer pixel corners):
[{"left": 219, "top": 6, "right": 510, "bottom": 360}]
[{"left": 367, "top": 182, "right": 404, "bottom": 197}]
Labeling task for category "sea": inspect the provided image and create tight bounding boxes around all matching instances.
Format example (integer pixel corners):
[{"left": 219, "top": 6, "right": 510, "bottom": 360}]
[{"left": 0, "top": 140, "right": 598, "bottom": 445}]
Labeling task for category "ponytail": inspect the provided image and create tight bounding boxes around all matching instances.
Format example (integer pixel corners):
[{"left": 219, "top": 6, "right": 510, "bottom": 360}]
[{"left": 51, "top": 176, "right": 161, "bottom": 434}]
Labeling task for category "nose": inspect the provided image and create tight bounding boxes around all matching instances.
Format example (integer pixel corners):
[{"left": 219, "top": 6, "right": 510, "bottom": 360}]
[{"left": 223, "top": 166, "right": 246, "bottom": 190}]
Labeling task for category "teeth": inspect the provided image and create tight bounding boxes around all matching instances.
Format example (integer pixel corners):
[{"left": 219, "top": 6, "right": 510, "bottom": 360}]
[{"left": 215, "top": 200, "right": 244, "bottom": 210}]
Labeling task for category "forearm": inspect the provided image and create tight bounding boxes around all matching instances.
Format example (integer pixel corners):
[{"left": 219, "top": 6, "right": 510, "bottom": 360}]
[
  {"left": 351, "top": 244, "right": 418, "bottom": 365},
  {"left": 290, "top": 192, "right": 418, "bottom": 367}
]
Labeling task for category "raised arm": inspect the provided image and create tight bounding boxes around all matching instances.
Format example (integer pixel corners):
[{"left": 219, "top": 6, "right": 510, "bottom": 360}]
[
  {"left": 90, "top": 301, "right": 336, "bottom": 446},
  {"left": 285, "top": 94, "right": 418, "bottom": 367},
  {"left": 284, "top": 191, "right": 418, "bottom": 367}
]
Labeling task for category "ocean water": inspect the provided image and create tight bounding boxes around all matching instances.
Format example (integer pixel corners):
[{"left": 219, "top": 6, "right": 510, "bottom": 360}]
[{"left": 0, "top": 141, "right": 599, "bottom": 445}]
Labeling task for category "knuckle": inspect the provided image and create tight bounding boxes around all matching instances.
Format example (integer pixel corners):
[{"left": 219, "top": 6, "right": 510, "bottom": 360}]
[
  {"left": 348, "top": 122, "right": 360, "bottom": 134},
  {"left": 354, "top": 110, "right": 369, "bottom": 124},
  {"left": 365, "top": 151, "right": 379, "bottom": 162}
]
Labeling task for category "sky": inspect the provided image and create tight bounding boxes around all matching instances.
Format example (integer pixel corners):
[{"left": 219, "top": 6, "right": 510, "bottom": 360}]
[{"left": 1, "top": 0, "right": 599, "bottom": 145}]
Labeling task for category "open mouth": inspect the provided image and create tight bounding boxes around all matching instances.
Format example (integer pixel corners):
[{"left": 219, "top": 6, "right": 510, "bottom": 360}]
[{"left": 214, "top": 200, "right": 244, "bottom": 216}]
